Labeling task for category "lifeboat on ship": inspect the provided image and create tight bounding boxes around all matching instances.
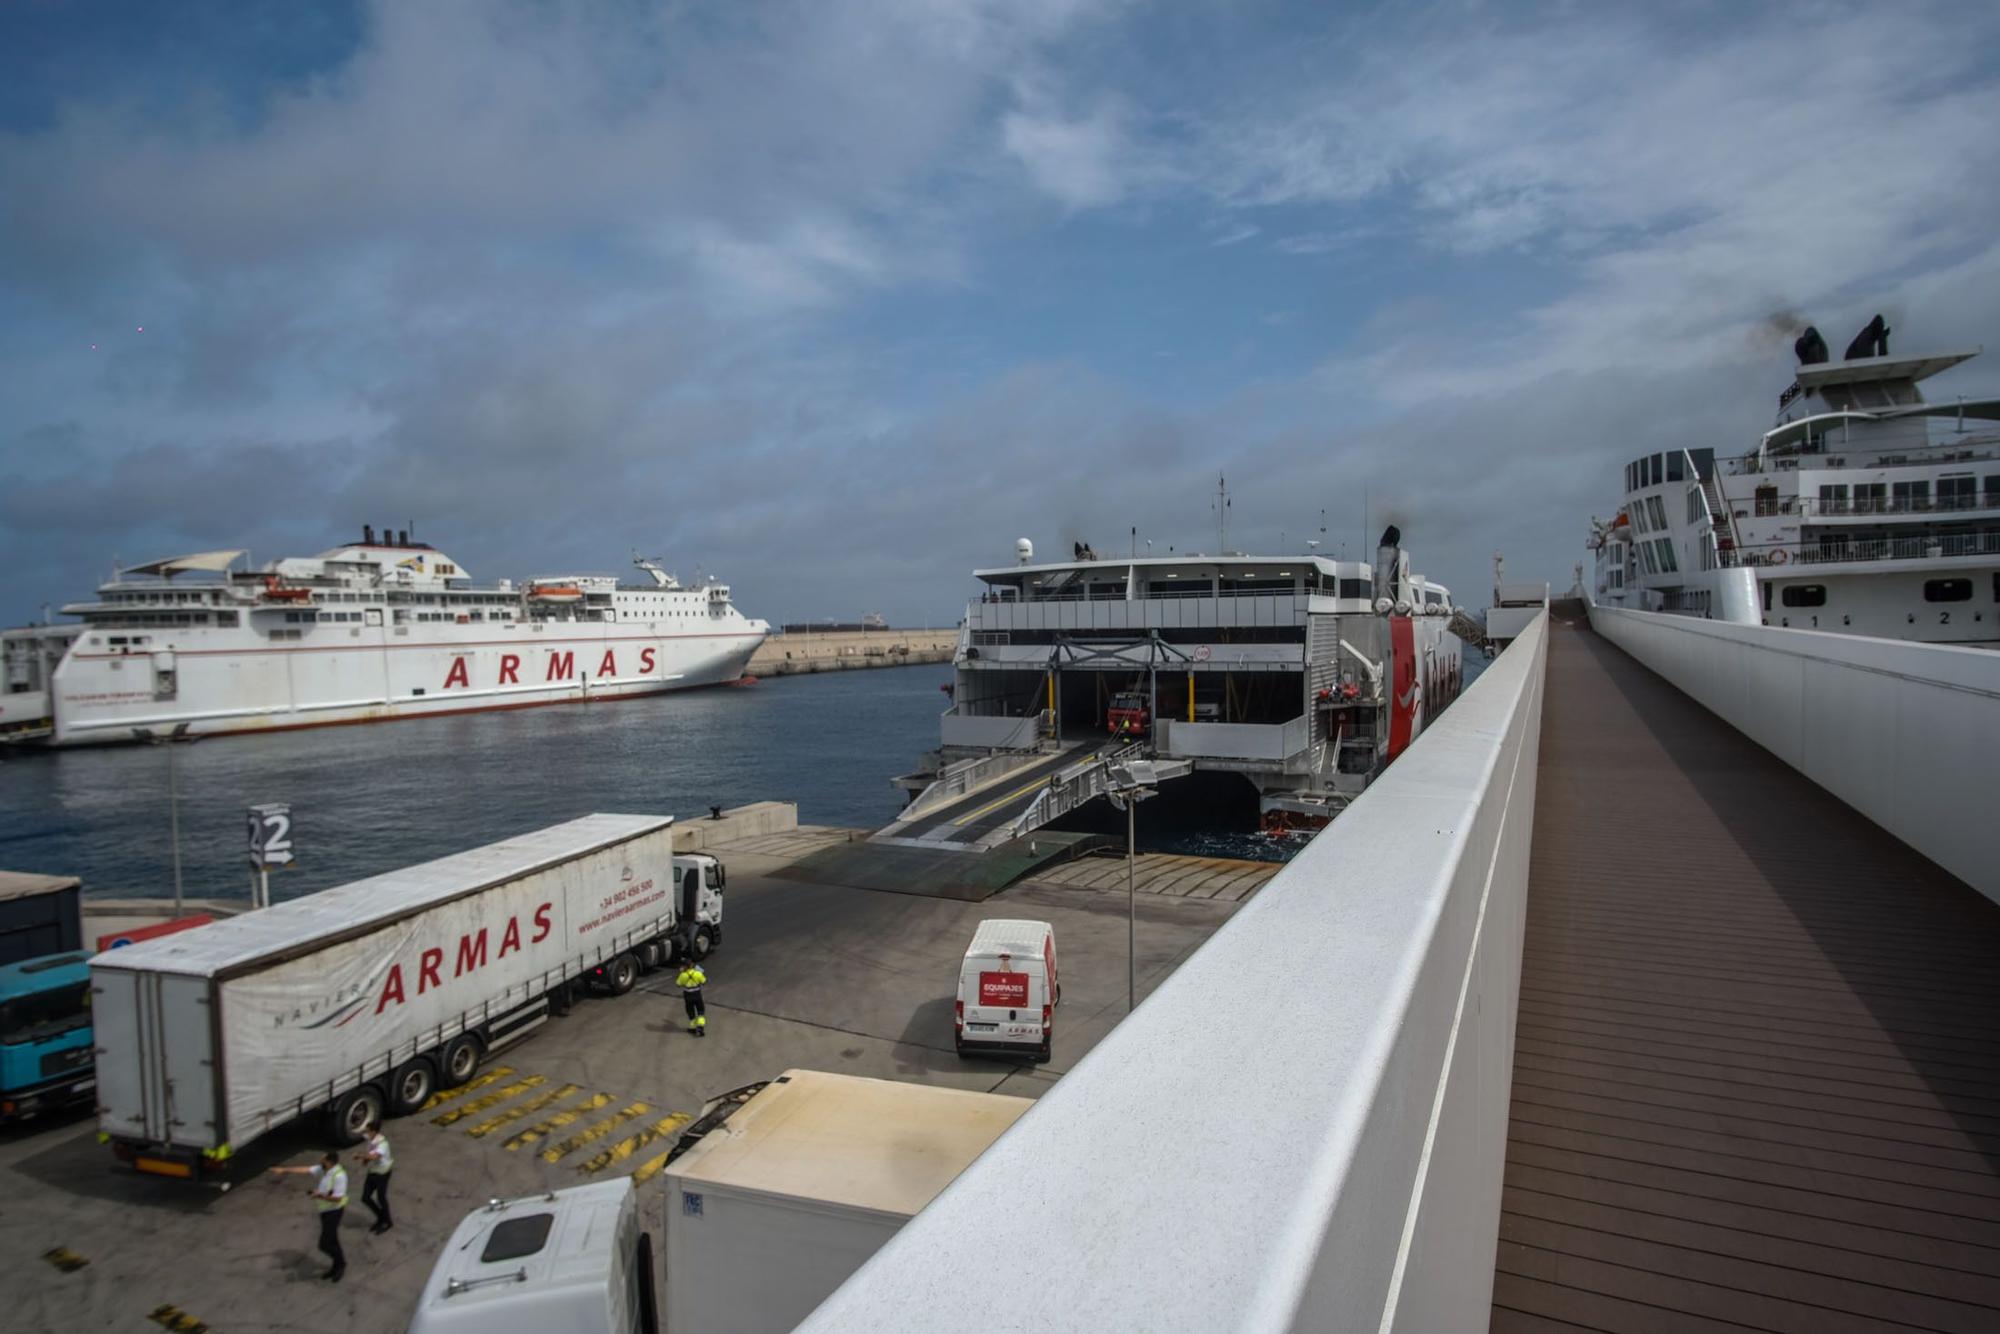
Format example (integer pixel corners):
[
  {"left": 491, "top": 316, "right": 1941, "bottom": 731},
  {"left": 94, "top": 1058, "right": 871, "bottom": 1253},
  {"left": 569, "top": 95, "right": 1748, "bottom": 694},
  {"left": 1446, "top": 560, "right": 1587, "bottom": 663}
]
[
  {"left": 261, "top": 575, "right": 312, "bottom": 602},
  {"left": 527, "top": 582, "right": 584, "bottom": 604}
]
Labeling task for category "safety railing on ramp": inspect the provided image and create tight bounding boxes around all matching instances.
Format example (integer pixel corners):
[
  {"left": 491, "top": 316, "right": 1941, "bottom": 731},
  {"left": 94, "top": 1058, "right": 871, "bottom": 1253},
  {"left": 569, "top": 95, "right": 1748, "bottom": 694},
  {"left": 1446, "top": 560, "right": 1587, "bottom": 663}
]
[
  {"left": 800, "top": 612, "right": 1550, "bottom": 1334},
  {"left": 1005, "top": 740, "right": 1146, "bottom": 837},
  {"left": 1588, "top": 604, "right": 1999, "bottom": 905}
]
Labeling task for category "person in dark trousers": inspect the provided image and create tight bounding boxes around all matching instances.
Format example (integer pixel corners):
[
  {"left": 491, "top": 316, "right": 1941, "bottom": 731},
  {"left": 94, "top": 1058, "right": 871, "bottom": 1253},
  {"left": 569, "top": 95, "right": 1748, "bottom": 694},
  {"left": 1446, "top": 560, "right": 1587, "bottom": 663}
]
[
  {"left": 357, "top": 1120, "right": 394, "bottom": 1233},
  {"left": 270, "top": 1151, "right": 348, "bottom": 1281},
  {"left": 676, "top": 960, "right": 708, "bottom": 1036}
]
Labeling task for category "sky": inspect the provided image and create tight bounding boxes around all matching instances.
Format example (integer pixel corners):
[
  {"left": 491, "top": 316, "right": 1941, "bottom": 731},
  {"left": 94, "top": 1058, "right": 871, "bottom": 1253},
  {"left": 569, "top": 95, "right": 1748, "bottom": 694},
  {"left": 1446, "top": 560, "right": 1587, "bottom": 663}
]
[{"left": 5, "top": 0, "right": 2000, "bottom": 626}]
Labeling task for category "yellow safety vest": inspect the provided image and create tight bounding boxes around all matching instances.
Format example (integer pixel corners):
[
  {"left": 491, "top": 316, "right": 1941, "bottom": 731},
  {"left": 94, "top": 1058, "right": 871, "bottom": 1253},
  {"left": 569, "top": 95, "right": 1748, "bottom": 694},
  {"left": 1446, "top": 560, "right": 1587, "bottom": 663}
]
[
  {"left": 313, "top": 1165, "right": 348, "bottom": 1212},
  {"left": 676, "top": 966, "right": 706, "bottom": 992}
]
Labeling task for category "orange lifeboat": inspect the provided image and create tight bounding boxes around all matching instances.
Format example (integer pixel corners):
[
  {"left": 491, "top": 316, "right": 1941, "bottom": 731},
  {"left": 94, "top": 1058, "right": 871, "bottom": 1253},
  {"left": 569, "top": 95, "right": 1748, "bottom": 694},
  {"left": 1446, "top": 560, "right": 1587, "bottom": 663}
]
[
  {"left": 262, "top": 575, "right": 312, "bottom": 602},
  {"left": 529, "top": 583, "right": 583, "bottom": 604}
]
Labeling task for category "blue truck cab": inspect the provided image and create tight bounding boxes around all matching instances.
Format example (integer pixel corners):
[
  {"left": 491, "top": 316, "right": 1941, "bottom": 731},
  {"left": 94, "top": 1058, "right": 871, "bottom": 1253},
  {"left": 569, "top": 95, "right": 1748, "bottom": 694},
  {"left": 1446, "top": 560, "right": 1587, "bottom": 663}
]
[{"left": 0, "top": 950, "right": 95, "bottom": 1122}]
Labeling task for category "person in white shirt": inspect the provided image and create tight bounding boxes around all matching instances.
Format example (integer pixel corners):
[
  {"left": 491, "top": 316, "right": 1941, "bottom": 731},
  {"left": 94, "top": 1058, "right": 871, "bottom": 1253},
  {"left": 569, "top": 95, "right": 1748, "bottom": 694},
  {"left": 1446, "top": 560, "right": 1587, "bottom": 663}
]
[
  {"left": 357, "top": 1121, "right": 395, "bottom": 1233},
  {"left": 269, "top": 1151, "right": 348, "bottom": 1281}
]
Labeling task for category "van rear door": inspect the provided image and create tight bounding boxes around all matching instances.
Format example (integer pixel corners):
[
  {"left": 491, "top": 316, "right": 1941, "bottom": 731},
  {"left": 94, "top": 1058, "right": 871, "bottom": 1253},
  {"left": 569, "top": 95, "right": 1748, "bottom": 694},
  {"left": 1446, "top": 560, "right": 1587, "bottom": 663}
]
[{"left": 960, "top": 956, "right": 1045, "bottom": 1049}]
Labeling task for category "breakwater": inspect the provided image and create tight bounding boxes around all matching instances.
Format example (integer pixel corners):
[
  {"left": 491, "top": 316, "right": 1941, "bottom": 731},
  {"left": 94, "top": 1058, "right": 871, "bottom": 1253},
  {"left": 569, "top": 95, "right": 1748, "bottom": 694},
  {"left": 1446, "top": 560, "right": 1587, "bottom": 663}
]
[{"left": 748, "top": 627, "right": 954, "bottom": 676}]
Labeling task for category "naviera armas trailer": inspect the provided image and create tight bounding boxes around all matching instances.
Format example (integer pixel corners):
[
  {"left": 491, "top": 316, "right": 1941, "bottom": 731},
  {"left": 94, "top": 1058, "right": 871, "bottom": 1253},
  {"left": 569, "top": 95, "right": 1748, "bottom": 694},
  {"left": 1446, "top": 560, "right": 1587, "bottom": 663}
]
[{"left": 92, "top": 813, "right": 719, "bottom": 1180}]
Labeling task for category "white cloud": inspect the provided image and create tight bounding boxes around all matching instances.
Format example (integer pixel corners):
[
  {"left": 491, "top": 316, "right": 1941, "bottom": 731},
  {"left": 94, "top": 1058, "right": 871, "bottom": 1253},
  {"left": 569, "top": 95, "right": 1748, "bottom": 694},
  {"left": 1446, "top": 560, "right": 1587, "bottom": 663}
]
[{"left": 1001, "top": 100, "right": 1134, "bottom": 209}]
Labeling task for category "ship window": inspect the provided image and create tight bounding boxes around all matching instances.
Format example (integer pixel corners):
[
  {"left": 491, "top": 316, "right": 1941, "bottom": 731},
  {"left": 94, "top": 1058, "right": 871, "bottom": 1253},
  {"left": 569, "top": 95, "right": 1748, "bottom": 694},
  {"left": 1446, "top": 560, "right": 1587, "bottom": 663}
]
[
  {"left": 218, "top": 612, "right": 238, "bottom": 627},
  {"left": 1986, "top": 475, "right": 2000, "bottom": 506},
  {"left": 1781, "top": 585, "right": 1826, "bottom": 608},
  {"left": 1755, "top": 485, "right": 1779, "bottom": 517},
  {"left": 1854, "top": 482, "right": 1886, "bottom": 514},
  {"left": 1666, "top": 453, "right": 1685, "bottom": 482},
  {"left": 1650, "top": 454, "right": 1663, "bottom": 486},
  {"left": 1939, "top": 476, "right": 1975, "bottom": 511},
  {"left": 1924, "top": 579, "right": 1972, "bottom": 603},
  {"left": 1892, "top": 480, "right": 1930, "bottom": 512},
  {"left": 1648, "top": 496, "right": 1668, "bottom": 529}
]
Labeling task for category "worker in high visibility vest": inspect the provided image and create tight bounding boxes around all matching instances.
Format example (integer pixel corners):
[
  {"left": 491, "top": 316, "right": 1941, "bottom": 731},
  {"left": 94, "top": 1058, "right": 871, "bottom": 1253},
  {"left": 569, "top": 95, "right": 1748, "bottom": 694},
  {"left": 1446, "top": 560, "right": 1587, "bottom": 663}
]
[
  {"left": 270, "top": 1150, "right": 348, "bottom": 1281},
  {"left": 676, "top": 960, "right": 708, "bottom": 1036},
  {"left": 356, "top": 1120, "right": 394, "bottom": 1233}
]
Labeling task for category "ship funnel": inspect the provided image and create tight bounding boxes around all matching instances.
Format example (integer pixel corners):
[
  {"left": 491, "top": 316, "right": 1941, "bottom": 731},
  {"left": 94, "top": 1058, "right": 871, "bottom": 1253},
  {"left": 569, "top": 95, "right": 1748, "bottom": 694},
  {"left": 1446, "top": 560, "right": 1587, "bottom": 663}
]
[
  {"left": 1374, "top": 526, "right": 1403, "bottom": 604},
  {"left": 397, "top": 529, "right": 409, "bottom": 546},
  {"left": 363, "top": 524, "right": 375, "bottom": 545}
]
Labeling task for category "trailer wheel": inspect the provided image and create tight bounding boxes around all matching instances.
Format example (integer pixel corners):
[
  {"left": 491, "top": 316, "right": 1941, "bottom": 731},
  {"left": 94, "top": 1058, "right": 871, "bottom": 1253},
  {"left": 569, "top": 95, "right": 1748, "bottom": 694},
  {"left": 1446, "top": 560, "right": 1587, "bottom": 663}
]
[
  {"left": 690, "top": 925, "right": 714, "bottom": 961},
  {"left": 327, "top": 1084, "right": 386, "bottom": 1145},
  {"left": 603, "top": 952, "right": 639, "bottom": 996},
  {"left": 439, "top": 1034, "right": 481, "bottom": 1088},
  {"left": 386, "top": 1057, "right": 437, "bottom": 1116}
]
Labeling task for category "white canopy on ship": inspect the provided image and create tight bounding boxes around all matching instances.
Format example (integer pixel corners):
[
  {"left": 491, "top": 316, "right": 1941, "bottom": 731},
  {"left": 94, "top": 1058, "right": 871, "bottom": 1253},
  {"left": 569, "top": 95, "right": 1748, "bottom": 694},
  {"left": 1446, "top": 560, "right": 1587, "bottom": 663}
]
[{"left": 123, "top": 550, "right": 246, "bottom": 577}]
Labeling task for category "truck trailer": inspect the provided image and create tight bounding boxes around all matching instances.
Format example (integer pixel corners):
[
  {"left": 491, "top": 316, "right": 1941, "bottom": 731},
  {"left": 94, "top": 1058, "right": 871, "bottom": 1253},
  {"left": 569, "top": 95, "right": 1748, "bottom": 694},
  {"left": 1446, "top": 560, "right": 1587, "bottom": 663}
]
[
  {"left": 92, "top": 813, "right": 720, "bottom": 1179},
  {"left": 406, "top": 1071, "right": 1033, "bottom": 1334}
]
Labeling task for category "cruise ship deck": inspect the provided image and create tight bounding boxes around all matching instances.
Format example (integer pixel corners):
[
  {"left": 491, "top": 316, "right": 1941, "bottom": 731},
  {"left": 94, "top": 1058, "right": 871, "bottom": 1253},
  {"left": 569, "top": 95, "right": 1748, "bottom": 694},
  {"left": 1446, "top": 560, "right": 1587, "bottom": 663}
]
[{"left": 1494, "top": 612, "right": 2000, "bottom": 1331}]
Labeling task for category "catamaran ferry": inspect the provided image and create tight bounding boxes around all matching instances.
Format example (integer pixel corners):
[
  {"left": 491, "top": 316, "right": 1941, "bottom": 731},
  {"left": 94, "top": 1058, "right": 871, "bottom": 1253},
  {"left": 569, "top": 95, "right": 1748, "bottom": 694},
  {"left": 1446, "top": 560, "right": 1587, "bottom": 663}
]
[{"left": 0, "top": 526, "right": 769, "bottom": 746}]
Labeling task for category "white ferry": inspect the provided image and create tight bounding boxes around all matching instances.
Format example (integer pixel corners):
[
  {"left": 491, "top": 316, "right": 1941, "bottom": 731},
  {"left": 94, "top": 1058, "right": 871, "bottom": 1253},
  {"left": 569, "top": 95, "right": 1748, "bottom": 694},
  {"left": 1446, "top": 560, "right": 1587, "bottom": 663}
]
[
  {"left": 1, "top": 526, "right": 769, "bottom": 746},
  {"left": 905, "top": 524, "right": 1463, "bottom": 835},
  {"left": 1591, "top": 316, "right": 2000, "bottom": 646}
]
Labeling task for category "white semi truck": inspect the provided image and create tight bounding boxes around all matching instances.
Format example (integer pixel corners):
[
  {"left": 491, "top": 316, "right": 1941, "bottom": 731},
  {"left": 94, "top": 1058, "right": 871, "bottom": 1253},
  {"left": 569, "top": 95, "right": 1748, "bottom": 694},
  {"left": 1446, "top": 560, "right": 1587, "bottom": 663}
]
[
  {"left": 92, "top": 814, "right": 726, "bottom": 1181},
  {"left": 407, "top": 1071, "right": 1033, "bottom": 1334}
]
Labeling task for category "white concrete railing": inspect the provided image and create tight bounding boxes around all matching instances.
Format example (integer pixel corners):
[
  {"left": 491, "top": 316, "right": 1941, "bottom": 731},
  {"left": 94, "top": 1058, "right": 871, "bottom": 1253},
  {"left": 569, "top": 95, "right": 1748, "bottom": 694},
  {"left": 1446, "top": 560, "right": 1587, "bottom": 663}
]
[
  {"left": 1588, "top": 606, "right": 2000, "bottom": 904},
  {"left": 802, "top": 612, "right": 1549, "bottom": 1334}
]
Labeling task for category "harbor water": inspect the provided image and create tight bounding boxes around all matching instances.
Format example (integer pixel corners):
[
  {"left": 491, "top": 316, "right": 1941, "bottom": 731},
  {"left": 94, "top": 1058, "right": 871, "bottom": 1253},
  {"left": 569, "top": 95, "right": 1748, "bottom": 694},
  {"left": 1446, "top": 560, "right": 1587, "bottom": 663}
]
[{"left": 0, "top": 653, "right": 1490, "bottom": 901}]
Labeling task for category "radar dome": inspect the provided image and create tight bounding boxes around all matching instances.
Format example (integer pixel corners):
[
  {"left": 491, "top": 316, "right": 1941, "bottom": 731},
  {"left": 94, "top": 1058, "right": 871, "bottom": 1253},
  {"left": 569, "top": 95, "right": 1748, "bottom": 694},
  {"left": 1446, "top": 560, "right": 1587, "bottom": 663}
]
[{"left": 1015, "top": 538, "right": 1034, "bottom": 565}]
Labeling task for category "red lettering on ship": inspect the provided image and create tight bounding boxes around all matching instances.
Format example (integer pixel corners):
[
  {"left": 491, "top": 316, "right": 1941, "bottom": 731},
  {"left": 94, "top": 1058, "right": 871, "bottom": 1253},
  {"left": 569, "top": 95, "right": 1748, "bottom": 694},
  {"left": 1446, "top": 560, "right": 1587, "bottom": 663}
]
[
  {"left": 639, "top": 647, "right": 656, "bottom": 674},
  {"left": 443, "top": 657, "right": 470, "bottom": 689},
  {"left": 597, "top": 650, "right": 617, "bottom": 678},
  {"left": 547, "top": 651, "right": 574, "bottom": 680},
  {"left": 499, "top": 654, "right": 520, "bottom": 684},
  {"left": 370, "top": 901, "right": 554, "bottom": 1015}
]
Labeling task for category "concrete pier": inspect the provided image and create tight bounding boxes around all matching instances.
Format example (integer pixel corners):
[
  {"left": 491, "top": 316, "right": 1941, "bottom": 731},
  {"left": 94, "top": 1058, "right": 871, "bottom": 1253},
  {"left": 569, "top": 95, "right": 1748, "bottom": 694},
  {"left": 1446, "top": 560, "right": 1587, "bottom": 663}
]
[{"left": 747, "top": 627, "right": 954, "bottom": 676}]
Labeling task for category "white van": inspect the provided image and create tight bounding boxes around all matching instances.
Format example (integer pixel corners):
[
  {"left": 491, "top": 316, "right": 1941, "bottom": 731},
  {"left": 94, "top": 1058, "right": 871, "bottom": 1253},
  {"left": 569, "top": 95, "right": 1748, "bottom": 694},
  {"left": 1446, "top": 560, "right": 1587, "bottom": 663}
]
[{"left": 954, "top": 919, "right": 1058, "bottom": 1063}]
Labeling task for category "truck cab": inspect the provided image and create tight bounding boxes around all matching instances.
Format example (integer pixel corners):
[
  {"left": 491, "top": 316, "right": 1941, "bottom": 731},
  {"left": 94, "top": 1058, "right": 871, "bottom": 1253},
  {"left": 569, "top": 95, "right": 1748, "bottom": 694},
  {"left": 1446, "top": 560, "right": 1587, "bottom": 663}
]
[
  {"left": 407, "top": 1178, "right": 657, "bottom": 1334},
  {"left": 669, "top": 854, "right": 726, "bottom": 962},
  {"left": 1106, "top": 691, "right": 1150, "bottom": 738},
  {"left": 0, "top": 951, "right": 95, "bottom": 1122}
]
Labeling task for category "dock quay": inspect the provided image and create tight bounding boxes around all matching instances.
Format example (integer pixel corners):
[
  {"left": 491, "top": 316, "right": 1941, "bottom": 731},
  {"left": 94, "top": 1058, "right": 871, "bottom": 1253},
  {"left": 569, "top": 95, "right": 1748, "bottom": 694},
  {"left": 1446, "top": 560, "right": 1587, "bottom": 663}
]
[
  {"left": 806, "top": 605, "right": 2000, "bottom": 1333},
  {"left": 746, "top": 627, "right": 954, "bottom": 676},
  {"left": 2, "top": 802, "right": 1270, "bottom": 1334}
]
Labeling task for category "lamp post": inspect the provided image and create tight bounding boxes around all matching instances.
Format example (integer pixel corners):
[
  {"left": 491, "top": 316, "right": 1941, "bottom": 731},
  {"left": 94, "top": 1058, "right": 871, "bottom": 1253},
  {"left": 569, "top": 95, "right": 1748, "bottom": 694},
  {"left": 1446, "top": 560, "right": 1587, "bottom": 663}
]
[
  {"left": 1106, "top": 758, "right": 1190, "bottom": 1013},
  {"left": 131, "top": 722, "right": 196, "bottom": 916}
]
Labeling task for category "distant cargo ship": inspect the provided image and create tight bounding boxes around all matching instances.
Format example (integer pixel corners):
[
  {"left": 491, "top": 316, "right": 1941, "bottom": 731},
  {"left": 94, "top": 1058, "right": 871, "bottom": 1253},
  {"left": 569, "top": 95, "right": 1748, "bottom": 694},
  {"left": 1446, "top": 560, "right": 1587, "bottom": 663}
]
[{"left": 1, "top": 527, "right": 769, "bottom": 746}]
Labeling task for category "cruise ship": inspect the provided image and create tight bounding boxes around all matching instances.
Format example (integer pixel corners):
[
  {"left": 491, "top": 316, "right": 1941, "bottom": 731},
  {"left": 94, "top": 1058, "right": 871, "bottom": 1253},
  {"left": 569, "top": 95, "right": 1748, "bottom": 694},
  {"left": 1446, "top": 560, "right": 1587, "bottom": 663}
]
[
  {"left": 1, "top": 527, "right": 769, "bottom": 746},
  {"left": 1590, "top": 316, "right": 2000, "bottom": 646},
  {"left": 895, "top": 524, "right": 1464, "bottom": 836}
]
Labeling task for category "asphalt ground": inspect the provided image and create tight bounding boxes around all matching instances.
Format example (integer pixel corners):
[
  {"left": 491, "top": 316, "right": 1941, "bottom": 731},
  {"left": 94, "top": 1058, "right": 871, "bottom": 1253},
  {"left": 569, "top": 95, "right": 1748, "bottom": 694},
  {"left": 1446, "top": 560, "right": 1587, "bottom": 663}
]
[{"left": 1, "top": 829, "right": 1247, "bottom": 1333}]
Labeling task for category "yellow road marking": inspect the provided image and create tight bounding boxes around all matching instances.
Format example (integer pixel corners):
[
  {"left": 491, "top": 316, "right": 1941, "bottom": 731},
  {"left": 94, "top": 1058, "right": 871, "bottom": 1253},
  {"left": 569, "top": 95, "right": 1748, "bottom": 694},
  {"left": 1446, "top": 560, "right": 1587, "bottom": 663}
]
[
  {"left": 42, "top": 1247, "right": 88, "bottom": 1273},
  {"left": 950, "top": 772, "right": 1053, "bottom": 827},
  {"left": 466, "top": 1083, "right": 581, "bottom": 1138},
  {"left": 541, "top": 1101, "right": 651, "bottom": 1162},
  {"left": 420, "top": 1065, "right": 516, "bottom": 1110},
  {"left": 147, "top": 1306, "right": 209, "bottom": 1333},
  {"left": 433, "top": 1075, "right": 545, "bottom": 1126},
  {"left": 631, "top": 1147, "right": 678, "bottom": 1186},
  {"left": 504, "top": 1092, "right": 614, "bottom": 1151},
  {"left": 577, "top": 1112, "right": 692, "bottom": 1177}
]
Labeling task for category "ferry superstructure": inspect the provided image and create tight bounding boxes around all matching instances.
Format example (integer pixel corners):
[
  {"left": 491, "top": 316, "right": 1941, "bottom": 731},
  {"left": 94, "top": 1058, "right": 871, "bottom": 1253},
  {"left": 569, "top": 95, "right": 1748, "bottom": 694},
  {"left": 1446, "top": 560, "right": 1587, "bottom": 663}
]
[
  {"left": 1591, "top": 317, "right": 2000, "bottom": 646},
  {"left": 3, "top": 527, "right": 768, "bottom": 746},
  {"left": 910, "top": 527, "right": 1463, "bottom": 833}
]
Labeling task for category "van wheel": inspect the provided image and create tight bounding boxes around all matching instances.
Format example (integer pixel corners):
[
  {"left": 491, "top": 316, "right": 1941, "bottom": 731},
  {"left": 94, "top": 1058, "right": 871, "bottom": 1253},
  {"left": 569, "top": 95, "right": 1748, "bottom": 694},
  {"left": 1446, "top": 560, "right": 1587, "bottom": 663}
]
[
  {"left": 603, "top": 953, "right": 639, "bottom": 996},
  {"left": 1035, "top": 1040, "right": 1052, "bottom": 1065},
  {"left": 439, "top": 1034, "right": 481, "bottom": 1087},
  {"left": 327, "top": 1084, "right": 385, "bottom": 1145},
  {"left": 386, "top": 1057, "right": 436, "bottom": 1116},
  {"left": 690, "top": 925, "right": 714, "bottom": 961}
]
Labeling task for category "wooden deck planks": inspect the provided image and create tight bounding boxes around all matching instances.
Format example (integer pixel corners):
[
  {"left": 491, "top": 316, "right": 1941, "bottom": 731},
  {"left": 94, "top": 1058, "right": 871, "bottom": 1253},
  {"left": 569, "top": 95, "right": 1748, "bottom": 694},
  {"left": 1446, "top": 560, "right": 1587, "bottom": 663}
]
[{"left": 1493, "top": 617, "right": 2000, "bottom": 1331}]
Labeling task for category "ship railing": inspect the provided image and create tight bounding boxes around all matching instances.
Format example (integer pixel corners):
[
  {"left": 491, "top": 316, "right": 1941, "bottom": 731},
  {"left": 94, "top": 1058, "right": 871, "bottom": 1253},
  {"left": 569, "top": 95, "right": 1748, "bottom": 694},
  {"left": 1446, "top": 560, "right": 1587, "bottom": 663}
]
[
  {"left": 1792, "top": 493, "right": 2000, "bottom": 518},
  {"left": 1720, "top": 427, "right": 2000, "bottom": 476},
  {"left": 1008, "top": 742, "right": 1148, "bottom": 835},
  {"left": 1719, "top": 530, "right": 2000, "bottom": 568}
]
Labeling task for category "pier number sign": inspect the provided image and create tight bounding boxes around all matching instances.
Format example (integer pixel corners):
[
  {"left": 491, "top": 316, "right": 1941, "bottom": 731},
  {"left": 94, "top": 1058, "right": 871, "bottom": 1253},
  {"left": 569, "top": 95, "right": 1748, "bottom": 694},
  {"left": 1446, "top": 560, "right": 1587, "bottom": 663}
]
[{"left": 248, "top": 803, "right": 295, "bottom": 867}]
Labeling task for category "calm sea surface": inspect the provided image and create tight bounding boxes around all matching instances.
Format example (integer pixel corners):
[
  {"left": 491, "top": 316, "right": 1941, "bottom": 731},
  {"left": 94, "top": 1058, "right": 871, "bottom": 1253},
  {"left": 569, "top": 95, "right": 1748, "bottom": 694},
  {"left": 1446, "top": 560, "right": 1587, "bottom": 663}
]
[{"left": 0, "top": 651, "right": 1490, "bottom": 902}]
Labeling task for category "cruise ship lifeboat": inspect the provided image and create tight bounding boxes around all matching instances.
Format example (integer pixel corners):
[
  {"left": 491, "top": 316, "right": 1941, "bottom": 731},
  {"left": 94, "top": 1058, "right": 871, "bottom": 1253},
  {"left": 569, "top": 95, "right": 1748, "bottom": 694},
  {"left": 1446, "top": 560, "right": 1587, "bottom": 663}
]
[{"left": 528, "top": 583, "right": 583, "bottom": 604}]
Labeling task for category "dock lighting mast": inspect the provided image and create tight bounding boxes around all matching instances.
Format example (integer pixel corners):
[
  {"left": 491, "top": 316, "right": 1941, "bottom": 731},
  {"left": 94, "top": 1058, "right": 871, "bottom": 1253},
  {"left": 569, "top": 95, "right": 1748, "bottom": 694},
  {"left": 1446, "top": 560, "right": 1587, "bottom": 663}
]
[
  {"left": 1107, "top": 758, "right": 1192, "bottom": 1012},
  {"left": 130, "top": 723, "right": 196, "bottom": 916}
]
